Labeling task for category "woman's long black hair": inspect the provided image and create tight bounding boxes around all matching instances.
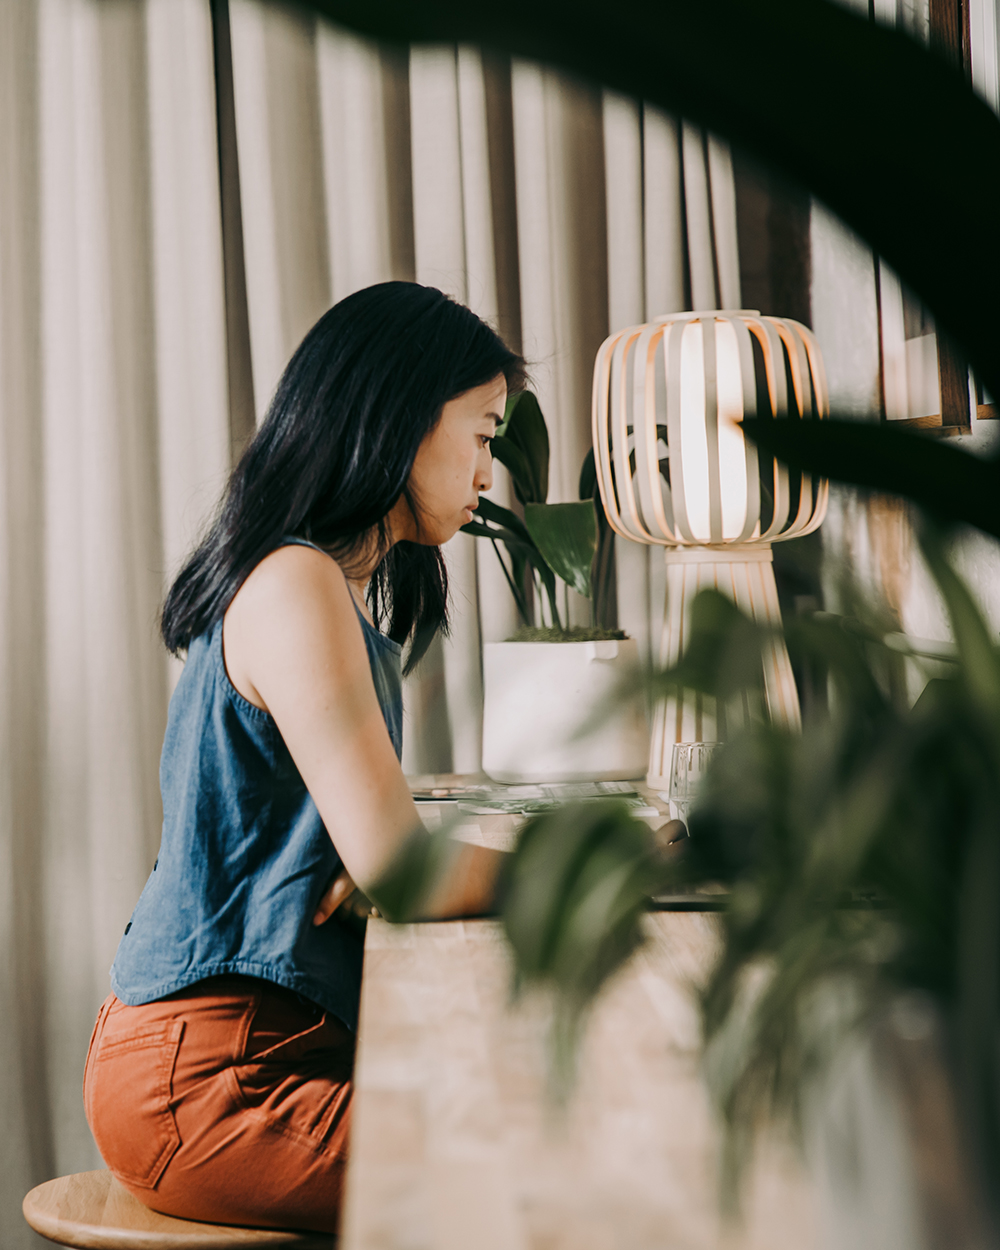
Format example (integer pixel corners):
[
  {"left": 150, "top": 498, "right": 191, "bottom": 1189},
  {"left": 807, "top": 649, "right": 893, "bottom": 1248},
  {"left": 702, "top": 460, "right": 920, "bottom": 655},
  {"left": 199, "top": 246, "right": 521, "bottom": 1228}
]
[{"left": 161, "top": 282, "right": 525, "bottom": 673}]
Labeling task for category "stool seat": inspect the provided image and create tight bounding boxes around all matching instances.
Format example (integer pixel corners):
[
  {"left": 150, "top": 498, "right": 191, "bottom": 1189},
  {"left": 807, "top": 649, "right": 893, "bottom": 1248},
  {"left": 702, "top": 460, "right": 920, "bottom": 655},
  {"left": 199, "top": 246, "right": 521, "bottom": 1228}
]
[{"left": 23, "top": 1171, "right": 335, "bottom": 1250}]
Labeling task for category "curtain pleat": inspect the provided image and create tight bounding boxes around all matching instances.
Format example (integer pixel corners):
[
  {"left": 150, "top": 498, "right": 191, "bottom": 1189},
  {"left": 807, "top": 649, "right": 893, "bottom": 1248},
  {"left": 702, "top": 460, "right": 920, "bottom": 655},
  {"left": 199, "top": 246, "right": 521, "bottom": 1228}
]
[
  {"left": 511, "top": 62, "right": 609, "bottom": 512},
  {"left": 317, "top": 27, "right": 397, "bottom": 300},
  {"left": 682, "top": 122, "right": 719, "bottom": 310},
  {"left": 603, "top": 102, "right": 743, "bottom": 669},
  {"left": 147, "top": 0, "right": 232, "bottom": 600},
  {"left": 407, "top": 44, "right": 481, "bottom": 773},
  {"left": 457, "top": 49, "right": 501, "bottom": 323},
  {"left": 707, "top": 135, "right": 741, "bottom": 309},
  {"left": 603, "top": 94, "right": 651, "bottom": 662},
  {"left": 38, "top": 0, "right": 166, "bottom": 1177},
  {"left": 228, "top": 0, "right": 330, "bottom": 422},
  {"left": 643, "top": 107, "right": 687, "bottom": 319},
  {"left": 1, "top": 0, "right": 50, "bottom": 1233}
]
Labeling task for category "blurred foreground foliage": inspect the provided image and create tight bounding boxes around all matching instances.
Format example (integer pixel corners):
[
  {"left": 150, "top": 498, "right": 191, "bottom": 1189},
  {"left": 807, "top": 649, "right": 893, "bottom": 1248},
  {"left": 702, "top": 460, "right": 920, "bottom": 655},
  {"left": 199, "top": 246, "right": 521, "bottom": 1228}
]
[
  {"left": 659, "top": 526, "right": 1000, "bottom": 1209},
  {"left": 374, "top": 523, "right": 1000, "bottom": 1223},
  {"left": 498, "top": 799, "right": 664, "bottom": 1098}
]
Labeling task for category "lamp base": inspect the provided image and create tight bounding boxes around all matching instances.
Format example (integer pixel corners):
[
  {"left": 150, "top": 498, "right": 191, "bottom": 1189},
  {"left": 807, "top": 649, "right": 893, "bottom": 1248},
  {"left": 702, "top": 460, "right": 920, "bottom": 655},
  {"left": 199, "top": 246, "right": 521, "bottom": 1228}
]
[{"left": 647, "top": 545, "right": 800, "bottom": 789}]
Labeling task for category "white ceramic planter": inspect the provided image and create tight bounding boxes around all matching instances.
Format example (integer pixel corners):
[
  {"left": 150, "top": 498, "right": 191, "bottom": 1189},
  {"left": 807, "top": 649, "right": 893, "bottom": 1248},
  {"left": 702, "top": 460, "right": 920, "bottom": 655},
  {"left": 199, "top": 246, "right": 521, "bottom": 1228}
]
[{"left": 481, "top": 639, "right": 649, "bottom": 784}]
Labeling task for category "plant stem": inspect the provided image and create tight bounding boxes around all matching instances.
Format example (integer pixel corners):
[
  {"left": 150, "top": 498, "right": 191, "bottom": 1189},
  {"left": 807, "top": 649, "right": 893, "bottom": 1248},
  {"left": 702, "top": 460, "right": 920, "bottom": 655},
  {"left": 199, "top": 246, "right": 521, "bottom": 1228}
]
[
  {"left": 490, "top": 538, "right": 531, "bottom": 626},
  {"left": 539, "top": 570, "right": 562, "bottom": 630}
]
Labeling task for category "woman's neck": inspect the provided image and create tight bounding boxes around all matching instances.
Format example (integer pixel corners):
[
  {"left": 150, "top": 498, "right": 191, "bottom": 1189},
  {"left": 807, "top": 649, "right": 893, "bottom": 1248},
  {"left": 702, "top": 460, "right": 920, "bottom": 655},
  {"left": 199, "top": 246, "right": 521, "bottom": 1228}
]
[{"left": 331, "top": 505, "right": 411, "bottom": 627}]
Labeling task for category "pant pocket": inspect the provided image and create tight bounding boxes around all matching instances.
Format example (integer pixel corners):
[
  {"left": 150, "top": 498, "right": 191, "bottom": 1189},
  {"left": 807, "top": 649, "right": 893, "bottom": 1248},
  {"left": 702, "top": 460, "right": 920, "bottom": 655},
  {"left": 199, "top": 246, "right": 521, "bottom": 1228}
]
[{"left": 85, "top": 1018, "right": 185, "bottom": 1190}]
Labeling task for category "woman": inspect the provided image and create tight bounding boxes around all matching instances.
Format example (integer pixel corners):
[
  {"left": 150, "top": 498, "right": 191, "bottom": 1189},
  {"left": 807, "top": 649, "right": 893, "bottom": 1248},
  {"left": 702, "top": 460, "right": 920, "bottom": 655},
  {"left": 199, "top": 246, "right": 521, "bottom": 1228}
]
[{"left": 82, "top": 282, "right": 525, "bottom": 1234}]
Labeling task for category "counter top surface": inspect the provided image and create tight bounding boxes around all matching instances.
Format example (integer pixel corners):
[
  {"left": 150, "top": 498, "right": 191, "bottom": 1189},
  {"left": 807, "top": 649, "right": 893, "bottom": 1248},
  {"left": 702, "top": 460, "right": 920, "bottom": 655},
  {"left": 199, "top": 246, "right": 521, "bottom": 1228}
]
[{"left": 341, "top": 910, "right": 818, "bottom": 1249}]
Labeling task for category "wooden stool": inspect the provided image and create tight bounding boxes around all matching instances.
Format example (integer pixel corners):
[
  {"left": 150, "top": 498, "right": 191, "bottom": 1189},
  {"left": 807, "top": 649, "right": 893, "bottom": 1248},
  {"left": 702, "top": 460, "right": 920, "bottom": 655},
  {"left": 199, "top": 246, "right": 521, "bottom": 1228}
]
[{"left": 23, "top": 1171, "right": 335, "bottom": 1250}]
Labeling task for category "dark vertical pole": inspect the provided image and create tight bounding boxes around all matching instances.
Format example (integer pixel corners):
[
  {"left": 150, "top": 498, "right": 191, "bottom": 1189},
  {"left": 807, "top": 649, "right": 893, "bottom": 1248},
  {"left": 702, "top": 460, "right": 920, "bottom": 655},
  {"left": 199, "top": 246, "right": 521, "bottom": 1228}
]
[
  {"left": 873, "top": 256, "right": 887, "bottom": 420},
  {"left": 209, "top": 0, "right": 257, "bottom": 461},
  {"left": 380, "top": 45, "right": 416, "bottom": 283},
  {"left": 929, "top": 0, "right": 973, "bottom": 430},
  {"left": 482, "top": 52, "right": 523, "bottom": 356},
  {"left": 732, "top": 153, "right": 811, "bottom": 327},
  {"left": 929, "top": 0, "right": 971, "bottom": 73},
  {"left": 937, "top": 332, "right": 973, "bottom": 430}
]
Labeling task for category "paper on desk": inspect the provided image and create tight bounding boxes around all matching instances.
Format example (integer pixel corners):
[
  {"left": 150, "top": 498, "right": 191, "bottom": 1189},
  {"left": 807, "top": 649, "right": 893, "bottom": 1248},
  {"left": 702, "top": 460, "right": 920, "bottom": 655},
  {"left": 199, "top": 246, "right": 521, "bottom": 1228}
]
[{"left": 462, "top": 797, "right": 659, "bottom": 819}]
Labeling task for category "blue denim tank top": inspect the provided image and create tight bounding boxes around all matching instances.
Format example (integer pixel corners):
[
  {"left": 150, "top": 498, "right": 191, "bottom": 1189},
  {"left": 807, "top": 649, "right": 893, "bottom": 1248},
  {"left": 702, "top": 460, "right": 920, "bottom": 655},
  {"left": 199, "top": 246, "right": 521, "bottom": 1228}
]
[{"left": 110, "top": 540, "right": 403, "bottom": 1032}]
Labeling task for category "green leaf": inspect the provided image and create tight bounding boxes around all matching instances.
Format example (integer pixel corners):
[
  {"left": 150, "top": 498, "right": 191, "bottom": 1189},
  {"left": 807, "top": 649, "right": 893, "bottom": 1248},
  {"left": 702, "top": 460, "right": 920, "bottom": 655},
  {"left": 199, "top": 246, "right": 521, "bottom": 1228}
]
[
  {"left": 578, "top": 447, "right": 597, "bottom": 501},
  {"left": 460, "top": 519, "right": 535, "bottom": 555},
  {"left": 487, "top": 536, "right": 532, "bottom": 626},
  {"left": 498, "top": 392, "right": 549, "bottom": 504},
  {"left": 507, "top": 544, "right": 532, "bottom": 616},
  {"left": 464, "top": 496, "right": 566, "bottom": 626},
  {"left": 917, "top": 523, "right": 1000, "bottom": 731},
  {"left": 489, "top": 437, "right": 540, "bottom": 506},
  {"left": 501, "top": 800, "right": 668, "bottom": 1094},
  {"left": 523, "top": 501, "right": 598, "bottom": 599},
  {"left": 368, "top": 819, "right": 464, "bottom": 923},
  {"left": 743, "top": 418, "right": 1000, "bottom": 541},
  {"left": 473, "top": 495, "right": 533, "bottom": 543},
  {"left": 649, "top": 588, "right": 766, "bottom": 706}
]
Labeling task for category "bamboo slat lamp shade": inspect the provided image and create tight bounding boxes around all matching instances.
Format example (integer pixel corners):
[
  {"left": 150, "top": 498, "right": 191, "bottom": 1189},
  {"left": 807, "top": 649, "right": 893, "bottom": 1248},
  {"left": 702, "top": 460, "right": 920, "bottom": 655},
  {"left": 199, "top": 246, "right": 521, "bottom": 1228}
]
[{"left": 591, "top": 310, "right": 829, "bottom": 788}]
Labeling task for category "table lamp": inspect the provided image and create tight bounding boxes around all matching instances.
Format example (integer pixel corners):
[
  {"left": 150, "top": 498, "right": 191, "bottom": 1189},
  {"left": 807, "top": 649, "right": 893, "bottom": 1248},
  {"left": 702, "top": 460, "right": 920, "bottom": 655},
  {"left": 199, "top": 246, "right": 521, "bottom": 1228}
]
[{"left": 591, "top": 310, "right": 829, "bottom": 788}]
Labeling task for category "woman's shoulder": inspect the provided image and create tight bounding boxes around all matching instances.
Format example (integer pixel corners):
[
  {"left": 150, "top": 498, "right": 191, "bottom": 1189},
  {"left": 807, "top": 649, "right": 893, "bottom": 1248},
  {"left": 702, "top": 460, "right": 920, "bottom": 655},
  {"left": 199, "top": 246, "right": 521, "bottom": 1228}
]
[
  {"left": 236, "top": 542, "right": 354, "bottom": 614},
  {"left": 223, "top": 543, "right": 365, "bottom": 713}
]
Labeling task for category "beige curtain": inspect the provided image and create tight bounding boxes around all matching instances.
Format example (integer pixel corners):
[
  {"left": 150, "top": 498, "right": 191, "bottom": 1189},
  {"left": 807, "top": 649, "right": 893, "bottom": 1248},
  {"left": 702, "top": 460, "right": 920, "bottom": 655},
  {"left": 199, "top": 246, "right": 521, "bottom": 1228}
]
[
  {"left": 0, "top": 2, "right": 739, "bottom": 1240},
  {"left": 225, "top": 8, "right": 741, "bottom": 765},
  {"left": 1, "top": 0, "right": 230, "bottom": 1240}
]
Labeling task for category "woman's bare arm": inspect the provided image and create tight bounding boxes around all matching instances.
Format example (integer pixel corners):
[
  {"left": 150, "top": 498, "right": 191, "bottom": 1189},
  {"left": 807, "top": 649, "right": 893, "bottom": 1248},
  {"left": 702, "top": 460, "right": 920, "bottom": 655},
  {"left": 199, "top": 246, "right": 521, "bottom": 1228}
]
[{"left": 223, "top": 544, "right": 503, "bottom": 918}]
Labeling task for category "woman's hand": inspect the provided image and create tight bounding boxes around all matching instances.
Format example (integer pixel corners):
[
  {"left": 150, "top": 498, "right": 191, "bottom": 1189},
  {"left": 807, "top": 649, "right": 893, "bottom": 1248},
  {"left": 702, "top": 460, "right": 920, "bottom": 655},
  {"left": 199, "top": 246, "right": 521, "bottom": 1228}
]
[
  {"left": 313, "top": 868, "right": 358, "bottom": 925},
  {"left": 314, "top": 868, "right": 383, "bottom": 928}
]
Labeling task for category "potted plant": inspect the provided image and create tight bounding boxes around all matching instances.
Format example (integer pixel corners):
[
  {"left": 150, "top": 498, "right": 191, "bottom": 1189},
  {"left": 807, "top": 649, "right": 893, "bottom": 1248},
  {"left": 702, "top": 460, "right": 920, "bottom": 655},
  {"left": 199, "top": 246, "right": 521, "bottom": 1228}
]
[{"left": 460, "top": 391, "right": 648, "bottom": 783}]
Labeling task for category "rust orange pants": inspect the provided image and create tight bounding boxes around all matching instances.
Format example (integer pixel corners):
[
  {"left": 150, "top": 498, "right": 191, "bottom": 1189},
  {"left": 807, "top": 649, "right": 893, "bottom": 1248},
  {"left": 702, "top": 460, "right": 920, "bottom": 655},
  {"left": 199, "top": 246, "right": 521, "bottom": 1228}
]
[{"left": 83, "top": 976, "right": 354, "bottom": 1234}]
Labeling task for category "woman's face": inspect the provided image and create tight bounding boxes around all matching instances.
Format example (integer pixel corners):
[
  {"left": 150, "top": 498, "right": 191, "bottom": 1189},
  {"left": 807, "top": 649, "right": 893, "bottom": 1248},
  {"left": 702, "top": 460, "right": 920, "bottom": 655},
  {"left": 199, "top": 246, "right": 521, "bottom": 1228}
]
[{"left": 392, "top": 374, "right": 507, "bottom": 547}]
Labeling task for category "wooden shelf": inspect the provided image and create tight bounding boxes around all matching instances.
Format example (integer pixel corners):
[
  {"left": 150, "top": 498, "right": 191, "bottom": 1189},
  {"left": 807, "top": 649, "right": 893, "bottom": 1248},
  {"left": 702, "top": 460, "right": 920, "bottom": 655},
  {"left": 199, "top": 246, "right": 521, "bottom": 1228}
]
[{"left": 892, "top": 403, "right": 996, "bottom": 435}]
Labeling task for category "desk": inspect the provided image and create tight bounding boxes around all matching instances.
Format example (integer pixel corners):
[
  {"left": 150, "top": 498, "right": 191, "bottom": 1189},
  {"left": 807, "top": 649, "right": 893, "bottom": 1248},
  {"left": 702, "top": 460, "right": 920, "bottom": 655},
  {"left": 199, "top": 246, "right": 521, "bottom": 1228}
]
[{"left": 341, "top": 909, "right": 819, "bottom": 1249}]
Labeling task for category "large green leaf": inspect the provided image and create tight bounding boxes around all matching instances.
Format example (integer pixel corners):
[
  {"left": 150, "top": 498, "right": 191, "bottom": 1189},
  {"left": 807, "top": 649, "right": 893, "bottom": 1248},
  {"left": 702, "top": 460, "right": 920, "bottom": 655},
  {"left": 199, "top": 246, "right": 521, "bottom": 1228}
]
[
  {"left": 301, "top": 0, "right": 1000, "bottom": 407},
  {"left": 498, "top": 391, "right": 549, "bottom": 504},
  {"left": 578, "top": 447, "right": 597, "bottom": 502},
  {"left": 524, "top": 501, "right": 598, "bottom": 599},
  {"left": 742, "top": 418, "right": 1000, "bottom": 540},
  {"left": 472, "top": 494, "right": 533, "bottom": 542},
  {"left": 461, "top": 519, "right": 534, "bottom": 623},
  {"left": 579, "top": 447, "right": 619, "bottom": 629},
  {"left": 918, "top": 524, "right": 1000, "bottom": 735},
  {"left": 460, "top": 518, "right": 534, "bottom": 554},
  {"left": 465, "top": 494, "right": 567, "bottom": 626},
  {"left": 489, "top": 436, "right": 539, "bottom": 506},
  {"left": 369, "top": 818, "right": 465, "bottom": 922}
]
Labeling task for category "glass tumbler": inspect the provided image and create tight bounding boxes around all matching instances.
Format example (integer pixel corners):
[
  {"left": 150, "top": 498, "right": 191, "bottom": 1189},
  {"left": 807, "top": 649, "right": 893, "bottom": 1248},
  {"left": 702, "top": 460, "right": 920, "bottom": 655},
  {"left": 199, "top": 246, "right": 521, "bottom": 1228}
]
[{"left": 668, "top": 742, "right": 719, "bottom": 822}]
